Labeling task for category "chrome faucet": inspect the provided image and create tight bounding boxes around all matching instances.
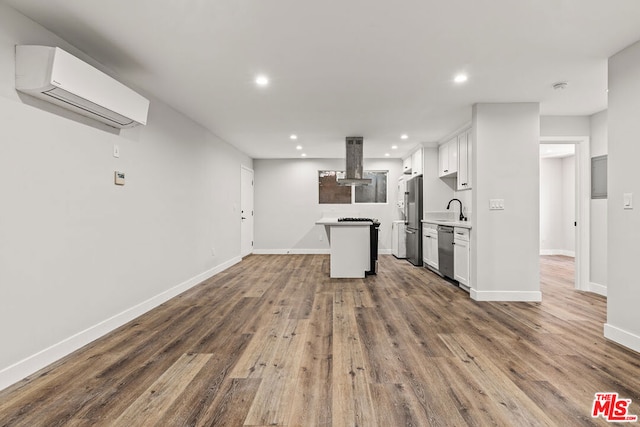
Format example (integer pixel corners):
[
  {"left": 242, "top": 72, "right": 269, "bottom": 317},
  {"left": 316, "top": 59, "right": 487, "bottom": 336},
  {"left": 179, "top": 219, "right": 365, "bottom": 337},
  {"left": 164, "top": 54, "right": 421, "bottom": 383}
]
[{"left": 447, "top": 198, "right": 466, "bottom": 221}]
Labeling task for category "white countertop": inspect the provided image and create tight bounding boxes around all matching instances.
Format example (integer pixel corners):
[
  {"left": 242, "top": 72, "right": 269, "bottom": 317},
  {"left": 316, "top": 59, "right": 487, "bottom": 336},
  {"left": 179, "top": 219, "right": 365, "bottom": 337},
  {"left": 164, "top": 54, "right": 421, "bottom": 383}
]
[
  {"left": 316, "top": 218, "right": 373, "bottom": 226},
  {"left": 422, "top": 219, "right": 472, "bottom": 229}
]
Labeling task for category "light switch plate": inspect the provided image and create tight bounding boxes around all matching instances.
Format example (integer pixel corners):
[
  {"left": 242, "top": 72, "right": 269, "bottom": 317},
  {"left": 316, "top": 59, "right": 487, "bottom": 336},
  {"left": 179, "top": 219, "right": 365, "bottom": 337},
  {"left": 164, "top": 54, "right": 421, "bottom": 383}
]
[
  {"left": 113, "top": 144, "right": 120, "bottom": 158},
  {"left": 624, "top": 193, "right": 633, "bottom": 209},
  {"left": 114, "top": 171, "right": 125, "bottom": 186},
  {"left": 490, "top": 199, "right": 504, "bottom": 210}
]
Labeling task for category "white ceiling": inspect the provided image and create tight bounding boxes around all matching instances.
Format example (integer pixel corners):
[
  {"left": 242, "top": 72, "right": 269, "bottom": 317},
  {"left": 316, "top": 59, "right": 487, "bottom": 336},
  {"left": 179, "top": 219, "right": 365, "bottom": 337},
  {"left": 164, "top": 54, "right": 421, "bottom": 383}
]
[{"left": 5, "top": 0, "right": 640, "bottom": 159}]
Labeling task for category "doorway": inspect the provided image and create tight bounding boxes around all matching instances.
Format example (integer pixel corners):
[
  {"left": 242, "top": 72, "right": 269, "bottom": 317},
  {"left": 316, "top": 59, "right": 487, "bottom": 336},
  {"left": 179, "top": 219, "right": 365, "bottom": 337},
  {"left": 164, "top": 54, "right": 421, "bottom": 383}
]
[
  {"left": 241, "top": 166, "right": 254, "bottom": 257},
  {"left": 540, "top": 143, "right": 576, "bottom": 284},
  {"left": 539, "top": 137, "right": 590, "bottom": 291}
]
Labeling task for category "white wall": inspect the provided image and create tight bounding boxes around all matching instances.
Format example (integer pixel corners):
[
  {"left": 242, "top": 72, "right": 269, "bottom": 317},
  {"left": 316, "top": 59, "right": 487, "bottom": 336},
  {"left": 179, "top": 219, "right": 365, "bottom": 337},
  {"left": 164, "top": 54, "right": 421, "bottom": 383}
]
[
  {"left": 605, "top": 39, "right": 640, "bottom": 352},
  {"left": 590, "top": 110, "right": 608, "bottom": 290},
  {"left": 471, "top": 103, "right": 541, "bottom": 301},
  {"left": 422, "top": 147, "right": 473, "bottom": 222},
  {"left": 540, "top": 156, "right": 575, "bottom": 256},
  {"left": 540, "top": 158, "right": 564, "bottom": 252},
  {"left": 540, "top": 115, "right": 590, "bottom": 137},
  {"left": 422, "top": 147, "right": 461, "bottom": 214},
  {"left": 253, "top": 158, "right": 402, "bottom": 253},
  {"left": 0, "top": 4, "right": 252, "bottom": 389},
  {"left": 453, "top": 188, "right": 473, "bottom": 220},
  {"left": 562, "top": 156, "right": 576, "bottom": 252}
]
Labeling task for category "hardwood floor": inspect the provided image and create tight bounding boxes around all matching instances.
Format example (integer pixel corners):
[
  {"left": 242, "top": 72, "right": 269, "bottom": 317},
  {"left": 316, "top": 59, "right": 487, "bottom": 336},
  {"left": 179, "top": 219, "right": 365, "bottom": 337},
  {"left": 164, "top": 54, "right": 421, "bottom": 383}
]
[{"left": 0, "top": 254, "right": 638, "bottom": 426}]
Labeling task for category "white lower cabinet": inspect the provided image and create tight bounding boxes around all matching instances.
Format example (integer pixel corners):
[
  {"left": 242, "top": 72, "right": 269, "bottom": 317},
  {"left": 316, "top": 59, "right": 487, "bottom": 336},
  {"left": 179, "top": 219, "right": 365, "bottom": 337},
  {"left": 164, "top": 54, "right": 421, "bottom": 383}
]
[
  {"left": 422, "top": 223, "right": 439, "bottom": 270},
  {"left": 453, "top": 227, "right": 470, "bottom": 289}
]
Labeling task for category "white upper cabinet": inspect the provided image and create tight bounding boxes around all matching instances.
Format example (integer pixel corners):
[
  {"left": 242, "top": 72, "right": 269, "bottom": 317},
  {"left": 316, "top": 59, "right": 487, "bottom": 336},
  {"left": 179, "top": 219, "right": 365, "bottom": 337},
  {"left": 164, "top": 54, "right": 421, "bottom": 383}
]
[
  {"left": 411, "top": 147, "right": 423, "bottom": 176},
  {"left": 457, "top": 129, "right": 472, "bottom": 190},
  {"left": 438, "top": 140, "right": 448, "bottom": 176},
  {"left": 438, "top": 138, "right": 457, "bottom": 177},
  {"left": 402, "top": 156, "right": 412, "bottom": 174},
  {"left": 438, "top": 127, "right": 471, "bottom": 187},
  {"left": 403, "top": 147, "right": 423, "bottom": 176}
]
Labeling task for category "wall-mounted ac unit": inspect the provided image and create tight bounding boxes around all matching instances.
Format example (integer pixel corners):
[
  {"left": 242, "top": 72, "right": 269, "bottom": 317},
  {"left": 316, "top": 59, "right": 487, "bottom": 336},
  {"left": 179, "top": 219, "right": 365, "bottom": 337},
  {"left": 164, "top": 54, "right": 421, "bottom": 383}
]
[{"left": 15, "top": 45, "right": 149, "bottom": 129}]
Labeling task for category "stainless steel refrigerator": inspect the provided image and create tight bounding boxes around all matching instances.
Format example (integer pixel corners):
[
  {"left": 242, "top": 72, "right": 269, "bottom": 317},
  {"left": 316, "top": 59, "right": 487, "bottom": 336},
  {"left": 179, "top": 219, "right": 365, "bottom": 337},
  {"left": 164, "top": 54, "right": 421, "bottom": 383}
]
[{"left": 404, "top": 175, "right": 423, "bottom": 266}]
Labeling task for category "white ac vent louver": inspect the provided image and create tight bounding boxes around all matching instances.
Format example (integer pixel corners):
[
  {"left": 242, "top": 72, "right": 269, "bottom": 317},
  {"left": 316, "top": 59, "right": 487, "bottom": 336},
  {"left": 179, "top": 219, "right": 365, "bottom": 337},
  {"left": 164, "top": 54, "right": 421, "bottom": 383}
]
[{"left": 15, "top": 45, "right": 149, "bottom": 128}]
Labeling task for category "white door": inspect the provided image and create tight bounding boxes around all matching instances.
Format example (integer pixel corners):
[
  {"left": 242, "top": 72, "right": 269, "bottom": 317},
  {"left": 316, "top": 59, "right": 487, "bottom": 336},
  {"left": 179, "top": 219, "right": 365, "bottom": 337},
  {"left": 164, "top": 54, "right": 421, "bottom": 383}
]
[{"left": 241, "top": 166, "right": 254, "bottom": 257}]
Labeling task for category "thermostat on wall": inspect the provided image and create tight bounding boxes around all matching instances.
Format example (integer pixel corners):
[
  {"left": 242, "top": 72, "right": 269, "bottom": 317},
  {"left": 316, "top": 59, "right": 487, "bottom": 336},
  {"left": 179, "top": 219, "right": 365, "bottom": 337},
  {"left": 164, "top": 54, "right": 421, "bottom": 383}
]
[{"left": 114, "top": 171, "right": 125, "bottom": 186}]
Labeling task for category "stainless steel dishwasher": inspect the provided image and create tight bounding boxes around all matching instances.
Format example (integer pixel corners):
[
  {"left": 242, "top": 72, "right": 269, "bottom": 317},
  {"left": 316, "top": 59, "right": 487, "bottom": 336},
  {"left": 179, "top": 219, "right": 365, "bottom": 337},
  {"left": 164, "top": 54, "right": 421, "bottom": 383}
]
[{"left": 437, "top": 225, "right": 454, "bottom": 279}]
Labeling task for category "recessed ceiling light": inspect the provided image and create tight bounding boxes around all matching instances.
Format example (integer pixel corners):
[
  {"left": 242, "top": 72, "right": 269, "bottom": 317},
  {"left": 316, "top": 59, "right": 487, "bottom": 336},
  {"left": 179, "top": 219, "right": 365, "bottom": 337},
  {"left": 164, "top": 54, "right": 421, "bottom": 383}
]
[
  {"left": 385, "top": 153, "right": 390, "bottom": 157},
  {"left": 296, "top": 145, "right": 302, "bottom": 150},
  {"left": 255, "top": 75, "right": 269, "bottom": 87},
  {"left": 454, "top": 73, "right": 468, "bottom": 83},
  {"left": 290, "top": 134, "right": 298, "bottom": 140},
  {"left": 301, "top": 153, "right": 307, "bottom": 157},
  {"left": 400, "top": 134, "right": 408, "bottom": 140},
  {"left": 391, "top": 145, "right": 398, "bottom": 150}
]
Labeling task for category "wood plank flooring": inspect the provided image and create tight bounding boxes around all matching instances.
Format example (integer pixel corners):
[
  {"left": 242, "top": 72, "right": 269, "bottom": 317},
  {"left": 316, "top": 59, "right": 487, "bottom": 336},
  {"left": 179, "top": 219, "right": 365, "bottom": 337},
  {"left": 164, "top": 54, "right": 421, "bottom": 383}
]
[{"left": 1, "top": 254, "right": 639, "bottom": 426}]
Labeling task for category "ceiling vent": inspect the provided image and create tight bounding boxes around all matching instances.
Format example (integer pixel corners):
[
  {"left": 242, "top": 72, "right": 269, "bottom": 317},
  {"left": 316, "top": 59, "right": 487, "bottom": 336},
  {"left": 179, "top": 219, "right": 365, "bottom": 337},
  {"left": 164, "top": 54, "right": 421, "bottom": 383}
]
[
  {"left": 15, "top": 45, "right": 149, "bottom": 128},
  {"left": 337, "top": 136, "right": 372, "bottom": 186},
  {"left": 552, "top": 81, "right": 568, "bottom": 90}
]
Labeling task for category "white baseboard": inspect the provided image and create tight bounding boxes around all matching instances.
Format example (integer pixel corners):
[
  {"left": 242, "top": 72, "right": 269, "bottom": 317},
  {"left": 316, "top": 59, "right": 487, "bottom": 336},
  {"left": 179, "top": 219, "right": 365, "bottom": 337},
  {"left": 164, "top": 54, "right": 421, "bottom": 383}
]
[
  {"left": 604, "top": 323, "right": 640, "bottom": 354},
  {"left": 252, "top": 249, "right": 331, "bottom": 254},
  {"left": 0, "top": 256, "right": 241, "bottom": 392},
  {"left": 540, "top": 249, "right": 575, "bottom": 257},
  {"left": 470, "top": 289, "right": 542, "bottom": 302},
  {"left": 589, "top": 282, "right": 607, "bottom": 297},
  {"left": 253, "top": 248, "right": 392, "bottom": 255}
]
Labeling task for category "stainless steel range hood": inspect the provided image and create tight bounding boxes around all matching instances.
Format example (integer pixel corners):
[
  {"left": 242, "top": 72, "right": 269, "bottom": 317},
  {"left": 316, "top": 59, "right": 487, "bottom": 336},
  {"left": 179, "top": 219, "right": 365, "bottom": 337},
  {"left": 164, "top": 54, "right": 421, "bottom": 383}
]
[{"left": 337, "top": 136, "right": 372, "bottom": 186}]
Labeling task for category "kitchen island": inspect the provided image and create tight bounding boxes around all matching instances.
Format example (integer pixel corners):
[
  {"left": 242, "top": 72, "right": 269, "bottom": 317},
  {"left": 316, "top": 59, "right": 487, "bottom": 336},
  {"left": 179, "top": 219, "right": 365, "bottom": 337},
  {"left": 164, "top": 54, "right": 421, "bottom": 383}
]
[{"left": 316, "top": 218, "right": 373, "bottom": 278}]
